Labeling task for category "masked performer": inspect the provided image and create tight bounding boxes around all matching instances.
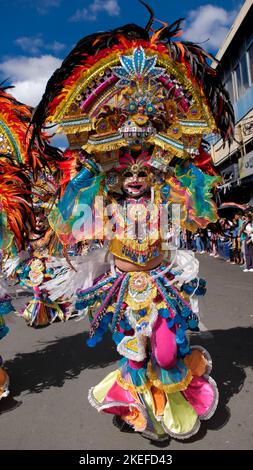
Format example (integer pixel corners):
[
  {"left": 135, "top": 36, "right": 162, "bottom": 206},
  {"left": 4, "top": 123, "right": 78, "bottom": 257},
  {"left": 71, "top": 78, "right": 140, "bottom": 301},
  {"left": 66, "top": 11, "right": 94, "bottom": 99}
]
[
  {"left": 30, "top": 4, "right": 234, "bottom": 441},
  {"left": 15, "top": 173, "right": 73, "bottom": 327},
  {"left": 0, "top": 83, "right": 72, "bottom": 329}
]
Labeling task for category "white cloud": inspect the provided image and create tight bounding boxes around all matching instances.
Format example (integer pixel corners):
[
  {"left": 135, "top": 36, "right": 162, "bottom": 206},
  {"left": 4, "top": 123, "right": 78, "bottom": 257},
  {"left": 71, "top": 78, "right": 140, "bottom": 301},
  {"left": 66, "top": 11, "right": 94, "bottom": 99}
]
[
  {"left": 183, "top": 4, "right": 238, "bottom": 50},
  {"left": 49, "top": 41, "right": 65, "bottom": 53},
  {"left": 0, "top": 55, "right": 62, "bottom": 106},
  {"left": 15, "top": 0, "right": 62, "bottom": 15},
  {"left": 91, "top": 0, "right": 120, "bottom": 16},
  {"left": 33, "top": 0, "right": 62, "bottom": 14},
  {"left": 16, "top": 36, "right": 44, "bottom": 55},
  {"left": 36, "top": 0, "right": 61, "bottom": 15},
  {"left": 15, "top": 35, "right": 65, "bottom": 55},
  {"left": 70, "top": 0, "right": 120, "bottom": 22}
]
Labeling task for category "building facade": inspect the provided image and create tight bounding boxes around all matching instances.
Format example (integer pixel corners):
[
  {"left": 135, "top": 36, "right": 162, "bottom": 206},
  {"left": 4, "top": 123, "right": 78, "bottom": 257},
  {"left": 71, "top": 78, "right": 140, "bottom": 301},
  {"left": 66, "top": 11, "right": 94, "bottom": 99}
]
[{"left": 211, "top": 0, "right": 253, "bottom": 206}]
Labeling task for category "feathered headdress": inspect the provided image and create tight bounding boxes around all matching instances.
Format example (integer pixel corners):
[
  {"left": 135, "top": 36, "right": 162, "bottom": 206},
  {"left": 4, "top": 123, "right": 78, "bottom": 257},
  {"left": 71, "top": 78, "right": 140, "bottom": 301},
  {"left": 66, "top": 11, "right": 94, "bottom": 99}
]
[
  {"left": 28, "top": 2, "right": 234, "bottom": 149},
  {"left": 0, "top": 157, "right": 35, "bottom": 251},
  {"left": 0, "top": 84, "right": 65, "bottom": 177}
]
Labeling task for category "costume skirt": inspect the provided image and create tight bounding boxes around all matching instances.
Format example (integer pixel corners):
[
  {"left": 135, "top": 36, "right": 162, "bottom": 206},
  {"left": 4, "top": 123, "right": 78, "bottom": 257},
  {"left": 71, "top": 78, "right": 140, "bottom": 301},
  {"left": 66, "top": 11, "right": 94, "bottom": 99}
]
[
  {"left": 19, "top": 287, "right": 71, "bottom": 327},
  {"left": 76, "top": 263, "right": 218, "bottom": 439}
]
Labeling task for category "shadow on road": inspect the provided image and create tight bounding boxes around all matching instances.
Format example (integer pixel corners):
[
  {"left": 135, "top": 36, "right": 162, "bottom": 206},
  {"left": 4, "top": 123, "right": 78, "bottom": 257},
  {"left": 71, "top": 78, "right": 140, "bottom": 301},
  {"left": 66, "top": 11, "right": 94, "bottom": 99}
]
[
  {"left": 1, "top": 326, "right": 253, "bottom": 442},
  {"left": 148, "top": 326, "right": 253, "bottom": 448},
  {"left": 184, "top": 326, "right": 253, "bottom": 444},
  {"left": 0, "top": 396, "right": 22, "bottom": 415},
  {"left": 3, "top": 332, "right": 119, "bottom": 398}
]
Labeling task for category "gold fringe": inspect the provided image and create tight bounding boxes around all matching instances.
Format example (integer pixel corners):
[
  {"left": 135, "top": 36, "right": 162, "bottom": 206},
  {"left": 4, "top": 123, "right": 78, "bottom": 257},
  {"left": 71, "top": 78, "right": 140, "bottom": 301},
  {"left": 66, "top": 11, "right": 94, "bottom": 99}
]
[
  {"left": 116, "top": 362, "right": 193, "bottom": 395},
  {"left": 116, "top": 371, "right": 151, "bottom": 394},
  {"left": 83, "top": 138, "right": 126, "bottom": 153},
  {"left": 149, "top": 135, "right": 185, "bottom": 157},
  {"left": 57, "top": 123, "right": 92, "bottom": 134},
  {"left": 147, "top": 362, "right": 193, "bottom": 393},
  {"left": 180, "top": 125, "right": 209, "bottom": 135}
]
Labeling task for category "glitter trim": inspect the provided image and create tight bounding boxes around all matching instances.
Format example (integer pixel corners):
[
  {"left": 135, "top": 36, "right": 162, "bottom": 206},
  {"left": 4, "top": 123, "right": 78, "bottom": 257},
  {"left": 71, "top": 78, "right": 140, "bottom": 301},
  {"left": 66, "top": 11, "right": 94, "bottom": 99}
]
[{"left": 147, "top": 362, "right": 193, "bottom": 393}]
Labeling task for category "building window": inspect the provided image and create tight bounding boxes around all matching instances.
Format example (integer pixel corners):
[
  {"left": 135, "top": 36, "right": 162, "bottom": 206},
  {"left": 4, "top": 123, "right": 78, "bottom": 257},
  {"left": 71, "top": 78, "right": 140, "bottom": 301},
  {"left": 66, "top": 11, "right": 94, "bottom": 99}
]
[
  {"left": 234, "top": 54, "right": 250, "bottom": 100},
  {"left": 240, "top": 54, "right": 250, "bottom": 93},
  {"left": 248, "top": 42, "right": 253, "bottom": 84},
  {"left": 234, "top": 64, "right": 241, "bottom": 99}
]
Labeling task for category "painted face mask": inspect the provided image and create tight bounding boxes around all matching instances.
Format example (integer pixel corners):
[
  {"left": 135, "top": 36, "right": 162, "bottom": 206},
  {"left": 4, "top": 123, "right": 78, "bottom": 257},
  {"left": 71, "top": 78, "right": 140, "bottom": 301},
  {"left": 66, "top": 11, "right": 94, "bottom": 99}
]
[{"left": 116, "top": 152, "right": 151, "bottom": 197}]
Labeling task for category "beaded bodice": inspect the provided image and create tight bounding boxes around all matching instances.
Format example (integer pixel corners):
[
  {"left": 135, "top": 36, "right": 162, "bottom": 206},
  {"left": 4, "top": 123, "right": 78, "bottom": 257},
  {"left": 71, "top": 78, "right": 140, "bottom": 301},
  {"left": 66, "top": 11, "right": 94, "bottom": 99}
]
[{"left": 108, "top": 195, "right": 162, "bottom": 266}]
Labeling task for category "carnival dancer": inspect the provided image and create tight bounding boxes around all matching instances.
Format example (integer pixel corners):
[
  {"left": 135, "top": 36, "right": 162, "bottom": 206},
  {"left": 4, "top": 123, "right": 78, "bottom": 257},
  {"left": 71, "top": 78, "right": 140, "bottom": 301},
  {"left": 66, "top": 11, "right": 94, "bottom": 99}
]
[
  {"left": 14, "top": 256, "right": 63, "bottom": 326},
  {"left": 29, "top": 4, "right": 234, "bottom": 441},
  {"left": 16, "top": 185, "right": 72, "bottom": 327},
  {"left": 49, "top": 152, "right": 218, "bottom": 441},
  {"left": 0, "top": 82, "right": 72, "bottom": 327}
]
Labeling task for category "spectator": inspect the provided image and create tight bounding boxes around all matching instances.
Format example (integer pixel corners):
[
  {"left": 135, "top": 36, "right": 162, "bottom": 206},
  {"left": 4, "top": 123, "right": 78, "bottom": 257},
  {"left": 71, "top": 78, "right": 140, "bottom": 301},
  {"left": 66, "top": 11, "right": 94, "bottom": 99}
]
[
  {"left": 238, "top": 213, "right": 247, "bottom": 267},
  {"left": 220, "top": 218, "right": 232, "bottom": 262},
  {"left": 208, "top": 223, "right": 219, "bottom": 257},
  {"left": 243, "top": 212, "right": 253, "bottom": 272},
  {"left": 231, "top": 213, "right": 242, "bottom": 265},
  {"left": 195, "top": 229, "right": 205, "bottom": 253}
]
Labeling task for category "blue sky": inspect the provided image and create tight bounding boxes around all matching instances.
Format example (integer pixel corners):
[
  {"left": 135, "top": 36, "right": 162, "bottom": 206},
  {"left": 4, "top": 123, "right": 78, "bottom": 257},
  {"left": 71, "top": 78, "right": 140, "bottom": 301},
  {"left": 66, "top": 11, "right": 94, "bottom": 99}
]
[{"left": 0, "top": 0, "right": 242, "bottom": 107}]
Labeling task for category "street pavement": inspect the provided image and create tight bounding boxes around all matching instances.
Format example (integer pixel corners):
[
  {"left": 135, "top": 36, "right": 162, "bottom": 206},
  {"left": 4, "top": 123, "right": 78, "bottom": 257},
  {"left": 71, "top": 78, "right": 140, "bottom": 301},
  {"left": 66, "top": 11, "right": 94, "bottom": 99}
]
[{"left": 0, "top": 254, "right": 253, "bottom": 450}]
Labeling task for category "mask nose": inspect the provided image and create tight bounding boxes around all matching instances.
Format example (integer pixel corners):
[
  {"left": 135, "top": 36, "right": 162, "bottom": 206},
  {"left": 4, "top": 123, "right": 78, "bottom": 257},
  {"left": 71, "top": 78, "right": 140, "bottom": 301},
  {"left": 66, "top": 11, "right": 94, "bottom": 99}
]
[{"left": 132, "top": 113, "right": 149, "bottom": 126}]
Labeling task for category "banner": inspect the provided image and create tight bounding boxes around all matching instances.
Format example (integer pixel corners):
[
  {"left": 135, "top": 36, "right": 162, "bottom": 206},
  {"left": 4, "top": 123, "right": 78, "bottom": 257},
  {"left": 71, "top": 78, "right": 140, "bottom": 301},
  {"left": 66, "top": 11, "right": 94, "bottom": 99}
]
[
  {"left": 220, "top": 163, "right": 239, "bottom": 183},
  {"left": 239, "top": 151, "right": 253, "bottom": 179}
]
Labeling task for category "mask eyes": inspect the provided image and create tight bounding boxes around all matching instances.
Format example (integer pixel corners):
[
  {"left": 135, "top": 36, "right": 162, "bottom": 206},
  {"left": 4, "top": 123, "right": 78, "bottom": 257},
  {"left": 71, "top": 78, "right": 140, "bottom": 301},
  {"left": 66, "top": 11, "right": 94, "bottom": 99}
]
[
  {"left": 138, "top": 171, "right": 148, "bottom": 177},
  {"left": 124, "top": 171, "right": 134, "bottom": 178},
  {"left": 146, "top": 103, "right": 156, "bottom": 115},
  {"left": 127, "top": 102, "right": 138, "bottom": 114}
]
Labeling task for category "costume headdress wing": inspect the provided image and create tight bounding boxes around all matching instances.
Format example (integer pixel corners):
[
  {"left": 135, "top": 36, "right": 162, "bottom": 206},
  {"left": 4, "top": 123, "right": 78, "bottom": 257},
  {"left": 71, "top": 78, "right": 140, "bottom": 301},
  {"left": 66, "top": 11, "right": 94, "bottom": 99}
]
[
  {"left": 0, "top": 157, "right": 35, "bottom": 252},
  {"left": 0, "top": 84, "right": 65, "bottom": 177}
]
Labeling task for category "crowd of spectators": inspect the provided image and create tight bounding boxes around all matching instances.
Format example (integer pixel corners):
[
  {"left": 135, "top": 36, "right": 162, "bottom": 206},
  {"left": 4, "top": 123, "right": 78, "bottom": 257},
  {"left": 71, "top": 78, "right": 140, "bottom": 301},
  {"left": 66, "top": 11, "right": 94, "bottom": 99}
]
[{"left": 180, "top": 209, "right": 253, "bottom": 272}]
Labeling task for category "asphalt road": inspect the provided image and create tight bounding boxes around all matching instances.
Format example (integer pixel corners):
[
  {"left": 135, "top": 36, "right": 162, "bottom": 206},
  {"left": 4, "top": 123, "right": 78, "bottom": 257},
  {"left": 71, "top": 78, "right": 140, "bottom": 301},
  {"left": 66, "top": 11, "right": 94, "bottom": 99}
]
[{"left": 0, "top": 254, "right": 253, "bottom": 450}]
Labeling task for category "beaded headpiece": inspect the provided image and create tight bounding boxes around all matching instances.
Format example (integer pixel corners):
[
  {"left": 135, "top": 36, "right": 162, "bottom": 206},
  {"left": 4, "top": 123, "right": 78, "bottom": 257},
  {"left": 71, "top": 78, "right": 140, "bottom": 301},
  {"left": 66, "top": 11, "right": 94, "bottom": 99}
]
[{"left": 28, "top": 3, "right": 234, "bottom": 173}]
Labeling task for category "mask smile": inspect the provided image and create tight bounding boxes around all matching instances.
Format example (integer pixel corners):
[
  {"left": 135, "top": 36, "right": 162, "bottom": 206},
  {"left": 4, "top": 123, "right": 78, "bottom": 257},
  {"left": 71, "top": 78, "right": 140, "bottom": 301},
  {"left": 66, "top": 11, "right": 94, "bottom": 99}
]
[
  {"left": 128, "top": 183, "right": 143, "bottom": 189},
  {"left": 123, "top": 180, "right": 148, "bottom": 196}
]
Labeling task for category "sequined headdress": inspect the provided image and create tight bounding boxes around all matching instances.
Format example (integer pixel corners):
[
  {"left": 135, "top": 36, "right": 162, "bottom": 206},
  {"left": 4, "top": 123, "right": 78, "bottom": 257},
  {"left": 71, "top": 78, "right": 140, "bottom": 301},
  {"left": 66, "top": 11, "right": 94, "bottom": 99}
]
[{"left": 28, "top": 2, "right": 234, "bottom": 173}]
